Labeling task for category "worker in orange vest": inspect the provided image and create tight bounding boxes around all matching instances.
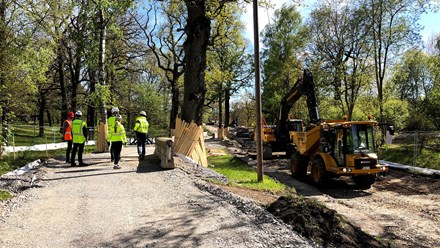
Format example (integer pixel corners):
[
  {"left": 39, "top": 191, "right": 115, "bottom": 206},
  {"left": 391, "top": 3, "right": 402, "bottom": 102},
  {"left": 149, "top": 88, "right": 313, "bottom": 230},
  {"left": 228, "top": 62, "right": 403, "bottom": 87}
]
[{"left": 61, "top": 111, "right": 75, "bottom": 163}]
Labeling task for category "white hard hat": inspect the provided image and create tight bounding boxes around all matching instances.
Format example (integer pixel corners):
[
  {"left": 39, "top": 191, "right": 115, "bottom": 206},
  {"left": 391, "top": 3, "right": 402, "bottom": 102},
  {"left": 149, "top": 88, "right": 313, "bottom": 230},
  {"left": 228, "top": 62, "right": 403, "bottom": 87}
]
[
  {"left": 75, "top": 110, "right": 82, "bottom": 116},
  {"left": 111, "top": 107, "right": 119, "bottom": 113},
  {"left": 140, "top": 111, "right": 146, "bottom": 116}
]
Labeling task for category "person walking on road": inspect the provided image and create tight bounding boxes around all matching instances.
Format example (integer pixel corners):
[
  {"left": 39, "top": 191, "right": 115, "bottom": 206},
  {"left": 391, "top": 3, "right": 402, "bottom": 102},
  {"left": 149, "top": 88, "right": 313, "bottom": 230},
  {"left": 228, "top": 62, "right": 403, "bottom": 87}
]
[
  {"left": 107, "top": 107, "right": 120, "bottom": 162},
  {"left": 133, "top": 111, "right": 149, "bottom": 160},
  {"left": 108, "top": 115, "right": 127, "bottom": 169},
  {"left": 61, "top": 111, "right": 75, "bottom": 163},
  {"left": 71, "top": 111, "right": 88, "bottom": 167}
]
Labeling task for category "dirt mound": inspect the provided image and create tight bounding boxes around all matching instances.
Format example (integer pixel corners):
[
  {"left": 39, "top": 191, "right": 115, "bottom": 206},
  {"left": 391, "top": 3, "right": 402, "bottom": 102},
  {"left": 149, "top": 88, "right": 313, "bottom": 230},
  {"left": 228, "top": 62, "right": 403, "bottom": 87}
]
[{"left": 267, "top": 195, "right": 387, "bottom": 248}]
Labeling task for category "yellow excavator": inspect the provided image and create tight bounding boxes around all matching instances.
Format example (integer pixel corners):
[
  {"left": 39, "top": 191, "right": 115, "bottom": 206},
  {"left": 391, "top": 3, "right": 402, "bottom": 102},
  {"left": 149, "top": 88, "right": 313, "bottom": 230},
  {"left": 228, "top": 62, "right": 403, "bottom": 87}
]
[{"left": 264, "top": 69, "right": 392, "bottom": 188}]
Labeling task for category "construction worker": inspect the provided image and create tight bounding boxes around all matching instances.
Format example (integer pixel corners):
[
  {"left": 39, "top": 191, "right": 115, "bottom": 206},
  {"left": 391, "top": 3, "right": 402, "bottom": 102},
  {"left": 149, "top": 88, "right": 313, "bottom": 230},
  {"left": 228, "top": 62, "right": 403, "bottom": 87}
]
[
  {"left": 107, "top": 115, "right": 127, "bottom": 169},
  {"left": 107, "top": 107, "right": 119, "bottom": 162},
  {"left": 71, "top": 111, "right": 88, "bottom": 167},
  {"left": 133, "top": 111, "right": 149, "bottom": 160},
  {"left": 61, "top": 111, "right": 75, "bottom": 163}
]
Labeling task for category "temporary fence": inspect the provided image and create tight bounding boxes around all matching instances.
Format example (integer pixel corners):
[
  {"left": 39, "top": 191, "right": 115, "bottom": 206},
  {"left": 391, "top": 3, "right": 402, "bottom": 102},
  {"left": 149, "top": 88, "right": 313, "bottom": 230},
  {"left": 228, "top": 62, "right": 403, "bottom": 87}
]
[
  {"left": 0, "top": 124, "right": 95, "bottom": 146},
  {"left": 391, "top": 131, "right": 440, "bottom": 167}
]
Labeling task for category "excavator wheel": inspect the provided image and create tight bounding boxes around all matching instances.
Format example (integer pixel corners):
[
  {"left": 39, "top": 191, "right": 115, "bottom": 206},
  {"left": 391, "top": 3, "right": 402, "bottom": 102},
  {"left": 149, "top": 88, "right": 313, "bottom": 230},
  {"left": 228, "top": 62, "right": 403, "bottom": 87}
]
[
  {"left": 290, "top": 152, "right": 307, "bottom": 178},
  {"left": 263, "top": 145, "right": 273, "bottom": 160},
  {"left": 353, "top": 174, "right": 376, "bottom": 189},
  {"left": 311, "top": 157, "right": 328, "bottom": 186}
]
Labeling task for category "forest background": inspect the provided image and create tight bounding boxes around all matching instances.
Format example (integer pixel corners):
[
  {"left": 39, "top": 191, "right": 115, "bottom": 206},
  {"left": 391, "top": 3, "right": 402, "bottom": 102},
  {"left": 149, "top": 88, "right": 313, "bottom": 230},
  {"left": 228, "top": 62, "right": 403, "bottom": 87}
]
[{"left": 0, "top": 0, "right": 439, "bottom": 140}]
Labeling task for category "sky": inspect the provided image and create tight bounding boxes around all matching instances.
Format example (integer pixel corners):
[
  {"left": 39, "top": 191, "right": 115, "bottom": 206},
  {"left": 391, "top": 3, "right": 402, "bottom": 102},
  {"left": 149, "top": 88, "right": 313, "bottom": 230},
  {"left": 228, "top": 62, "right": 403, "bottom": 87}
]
[{"left": 242, "top": 0, "right": 440, "bottom": 46}]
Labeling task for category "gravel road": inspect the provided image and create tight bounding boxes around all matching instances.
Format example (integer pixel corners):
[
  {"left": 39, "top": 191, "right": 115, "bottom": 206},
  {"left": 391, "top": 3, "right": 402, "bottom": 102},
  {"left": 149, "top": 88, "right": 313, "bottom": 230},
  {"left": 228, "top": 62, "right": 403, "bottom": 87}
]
[{"left": 0, "top": 145, "right": 313, "bottom": 248}]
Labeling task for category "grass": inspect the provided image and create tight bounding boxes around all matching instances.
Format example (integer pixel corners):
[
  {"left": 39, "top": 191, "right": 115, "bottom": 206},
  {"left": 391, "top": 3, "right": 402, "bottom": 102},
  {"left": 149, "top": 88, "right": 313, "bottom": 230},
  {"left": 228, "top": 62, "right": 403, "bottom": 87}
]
[
  {"left": 207, "top": 153, "right": 287, "bottom": 193},
  {"left": 379, "top": 144, "right": 440, "bottom": 170},
  {"left": 0, "top": 145, "right": 96, "bottom": 175},
  {"left": 5, "top": 125, "right": 63, "bottom": 146},
  {"left": 0, "top": 189, "right": 13, "bottom": 201}
]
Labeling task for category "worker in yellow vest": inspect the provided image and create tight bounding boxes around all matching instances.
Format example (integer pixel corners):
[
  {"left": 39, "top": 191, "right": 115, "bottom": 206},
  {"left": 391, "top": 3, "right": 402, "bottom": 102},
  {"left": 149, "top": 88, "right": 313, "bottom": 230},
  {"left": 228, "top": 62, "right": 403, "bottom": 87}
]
[
  {"left": 61, "top": 111, "right": 74, "bottom": 163},
  {"left": 71, "top": 111, "right": 88, "bottom": 167},
  {"left": 133, "top": 111, "right": 149, "bottom": 160},
  {"left": 107, "top": 107, "right": 119, "bottom": 162},
  {"left": 107, "top": 115, "right": 127, "bottom": 169}
]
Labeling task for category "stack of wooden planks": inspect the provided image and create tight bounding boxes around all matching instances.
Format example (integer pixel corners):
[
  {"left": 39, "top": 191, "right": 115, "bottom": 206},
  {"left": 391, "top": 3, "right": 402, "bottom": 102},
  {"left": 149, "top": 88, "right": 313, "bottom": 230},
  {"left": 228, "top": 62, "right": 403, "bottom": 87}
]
[{"left": 173, "top": 118, "right": 208, "bottom": 167}]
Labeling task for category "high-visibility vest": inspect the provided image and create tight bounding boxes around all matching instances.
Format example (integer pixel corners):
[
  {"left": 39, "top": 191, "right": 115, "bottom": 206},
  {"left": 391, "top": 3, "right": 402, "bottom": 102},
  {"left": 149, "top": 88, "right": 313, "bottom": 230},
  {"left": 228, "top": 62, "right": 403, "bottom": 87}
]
[
  {"left": 108, "top": 124, "right": 127, "bottom": 143},
  {"left": 72, "top": 119, "right": 87, "bottom": 144},
  {"left": 133, "top": 116, "right": 149, "bottom": 134},
  {"left": 63, "top": 119, "right": 72, "bottom": 141},
  {"left": 108, "top": 116, "right": 116, "bottom": 129}
]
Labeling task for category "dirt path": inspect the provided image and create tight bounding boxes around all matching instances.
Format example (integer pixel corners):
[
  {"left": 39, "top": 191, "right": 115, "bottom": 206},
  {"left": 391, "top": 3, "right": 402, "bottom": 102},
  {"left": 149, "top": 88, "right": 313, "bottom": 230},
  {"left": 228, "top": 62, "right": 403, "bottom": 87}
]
[
  {"left": 255, "top": 158, "right": 440, "bottom": 248},
  {"left": 0, "top": 146, "right": 312, "bottom": 247}
]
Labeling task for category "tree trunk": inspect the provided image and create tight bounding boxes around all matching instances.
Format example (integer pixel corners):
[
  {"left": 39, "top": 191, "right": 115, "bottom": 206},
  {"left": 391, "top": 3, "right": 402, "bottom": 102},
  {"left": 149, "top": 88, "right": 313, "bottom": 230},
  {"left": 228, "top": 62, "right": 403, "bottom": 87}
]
[
  {"left": 98, "top": 7, "right": 108, "bottom": 124},
  {"left": 182, "top": 1, "right": 210, "bottom": 125},
  {"left": 70, "top": 53, "right": 81, "bottom": 112},
  {"left": 58, "top": 44, "right": 68, "bottom": 121},
  {"left": 170, "top": 82, "right": 179, "bottom": 131},
  {"left": 218, "top": 84, "right": 223, "bottom": 128},
  {"left": 38, "top": 93, "right": 46, "bottom": 137},
  {"left": 46, "top": 109, "right": 52, "bottom": 127},
  {"left": 224, "top": 85, "right": 231, "bottom": 128},
  {"left": 0, "top": 1, "right": 8, "bottom": 124},
  {"left": 88, "top": 68, "right": 96, "bottom": 127}
]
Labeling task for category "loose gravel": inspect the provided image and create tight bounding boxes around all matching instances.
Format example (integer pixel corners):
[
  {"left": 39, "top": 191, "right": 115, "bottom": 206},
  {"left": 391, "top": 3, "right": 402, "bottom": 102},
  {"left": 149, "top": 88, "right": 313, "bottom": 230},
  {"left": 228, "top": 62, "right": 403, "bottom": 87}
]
[{"left": 0, "top": 145, "right": 314, "bottom": 248}]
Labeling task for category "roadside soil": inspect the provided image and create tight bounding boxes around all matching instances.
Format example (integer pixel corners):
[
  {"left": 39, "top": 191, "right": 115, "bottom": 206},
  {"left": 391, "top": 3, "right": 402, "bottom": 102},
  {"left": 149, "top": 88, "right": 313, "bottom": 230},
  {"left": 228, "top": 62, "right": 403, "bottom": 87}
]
[
  {"left": 213, "top": 134, "right": 440, "bottom": 248},
  {"left": 0, "top": 145, "right": 312, "bottom": 247}
]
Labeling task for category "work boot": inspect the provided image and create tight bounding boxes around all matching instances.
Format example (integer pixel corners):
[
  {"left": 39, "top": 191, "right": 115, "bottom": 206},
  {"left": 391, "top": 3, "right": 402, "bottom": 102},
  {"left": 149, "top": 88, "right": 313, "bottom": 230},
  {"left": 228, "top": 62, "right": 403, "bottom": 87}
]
[{"left": 113, "top": 164, "right": 121, "bottom": 169}]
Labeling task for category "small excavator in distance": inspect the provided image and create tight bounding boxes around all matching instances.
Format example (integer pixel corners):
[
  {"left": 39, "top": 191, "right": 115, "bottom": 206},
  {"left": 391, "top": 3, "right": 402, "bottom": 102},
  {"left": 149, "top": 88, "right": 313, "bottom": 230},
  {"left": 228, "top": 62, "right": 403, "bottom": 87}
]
[{"left": 264, "top": 69, "right": 390, "bottom": 188}]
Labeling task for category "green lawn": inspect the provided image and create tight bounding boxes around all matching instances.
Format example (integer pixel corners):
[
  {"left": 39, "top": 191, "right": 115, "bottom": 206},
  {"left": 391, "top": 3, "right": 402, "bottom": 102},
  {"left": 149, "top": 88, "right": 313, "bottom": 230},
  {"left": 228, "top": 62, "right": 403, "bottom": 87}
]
[
  {"left": 207, "top": 153, "right": 287, "bottom": 193},
  {"left": 3, "top": 124, "right": 64, "bottom": 146},
  {"left": 379, "top": 144, "right": 440, "bottom": 170}
]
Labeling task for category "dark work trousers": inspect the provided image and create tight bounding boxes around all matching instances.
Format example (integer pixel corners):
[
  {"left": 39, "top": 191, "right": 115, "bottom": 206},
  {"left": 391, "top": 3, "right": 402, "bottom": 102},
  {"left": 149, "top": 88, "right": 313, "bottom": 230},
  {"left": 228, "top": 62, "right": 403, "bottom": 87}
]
[
  {"left": 112, "top": 141, "right": 123, "bottom": 165},
  {"left": 71, "top": 142, "right": 85, "bottom": 165},
  {"left": 136, "top": 132, "right": 147, "bottom": 158},
  {"left": 109, "top": 142, "right": 115, "bottom": 161},
  {"left": 66, "top": 140, "right": 73, "bottom": 162}
]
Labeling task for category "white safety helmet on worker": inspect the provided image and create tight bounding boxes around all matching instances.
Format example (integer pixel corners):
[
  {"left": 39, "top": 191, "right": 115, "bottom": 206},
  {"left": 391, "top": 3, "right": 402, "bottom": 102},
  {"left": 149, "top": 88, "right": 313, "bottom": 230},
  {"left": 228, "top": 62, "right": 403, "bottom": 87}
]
[
  {"left": 111, "top": 107, "right": 119, "bottom": 113},
  {"left": 75, "top": 110, "right": 82, "bottom": 116},
  {"left": 140, "top": 111, "right": 146, "bottom": 116}
]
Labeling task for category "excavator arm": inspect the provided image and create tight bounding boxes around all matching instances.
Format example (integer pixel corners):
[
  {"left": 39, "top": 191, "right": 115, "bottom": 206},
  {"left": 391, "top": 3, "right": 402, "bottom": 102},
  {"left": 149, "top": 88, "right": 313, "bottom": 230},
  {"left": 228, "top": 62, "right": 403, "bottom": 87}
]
[{"left": 277, "top": 69, "right": 320, "bottom": 138}]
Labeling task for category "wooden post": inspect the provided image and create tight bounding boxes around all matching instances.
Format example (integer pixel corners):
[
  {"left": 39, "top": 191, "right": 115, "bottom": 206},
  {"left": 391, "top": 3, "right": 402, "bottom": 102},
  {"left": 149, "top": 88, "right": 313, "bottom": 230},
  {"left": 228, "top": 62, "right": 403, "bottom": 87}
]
[{"left": 95, "top": 123, "right": 108, "bottom": 153}]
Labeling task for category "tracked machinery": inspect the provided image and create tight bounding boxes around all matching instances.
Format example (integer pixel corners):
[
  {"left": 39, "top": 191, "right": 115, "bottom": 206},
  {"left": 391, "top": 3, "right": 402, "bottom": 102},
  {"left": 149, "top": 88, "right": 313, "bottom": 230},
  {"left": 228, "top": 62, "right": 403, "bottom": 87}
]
[{"left": 269, "top": 69, "right": 391, "bottom": 188}]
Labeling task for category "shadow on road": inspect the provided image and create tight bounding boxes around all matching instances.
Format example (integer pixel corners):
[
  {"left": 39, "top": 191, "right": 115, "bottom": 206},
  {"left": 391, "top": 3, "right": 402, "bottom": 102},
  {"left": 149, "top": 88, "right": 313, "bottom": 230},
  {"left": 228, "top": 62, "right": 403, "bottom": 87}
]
[
  {"left": 136, "top": 154, "right": 163, "bottom": 173},
  {"left": 44, "top": 170, "right": 135, "bottom": 181}
]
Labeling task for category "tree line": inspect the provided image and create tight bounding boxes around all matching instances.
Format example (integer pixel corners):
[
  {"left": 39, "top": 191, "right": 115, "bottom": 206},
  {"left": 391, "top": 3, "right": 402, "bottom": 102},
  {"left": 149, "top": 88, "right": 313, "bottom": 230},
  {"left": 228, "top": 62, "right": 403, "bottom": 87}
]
[
  {"left": 261, "top": 0, "right": 440, "bottom": 131},
  {"left": 0, "top": 0, "right": 439, "bottom": 141}
]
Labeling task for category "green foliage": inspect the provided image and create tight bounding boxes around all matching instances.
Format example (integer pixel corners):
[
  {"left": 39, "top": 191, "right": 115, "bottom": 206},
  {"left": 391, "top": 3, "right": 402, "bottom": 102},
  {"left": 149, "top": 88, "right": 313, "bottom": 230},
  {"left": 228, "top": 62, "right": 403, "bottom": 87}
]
[
  {"left": 391, "top": 50, "right": 433, "bottom": 105},
  {"left": 382, "top": 99, "right": 409, "bottom": 130},
  {"left": 261, "top": 3, "right": 307, "bottom": 121},
  {"left": 208, "top": 153, "right": 287, "bottom": 192},
  {"left": 128, "top": 82, "right": 169, "bottom": 135}
]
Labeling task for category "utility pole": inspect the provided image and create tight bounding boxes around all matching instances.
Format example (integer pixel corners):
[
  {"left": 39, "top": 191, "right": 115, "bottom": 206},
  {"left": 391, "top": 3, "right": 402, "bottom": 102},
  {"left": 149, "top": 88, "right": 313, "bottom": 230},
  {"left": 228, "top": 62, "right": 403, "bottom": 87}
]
[{"left": 253, "top": 0, "right": 263, "bottom": 182}]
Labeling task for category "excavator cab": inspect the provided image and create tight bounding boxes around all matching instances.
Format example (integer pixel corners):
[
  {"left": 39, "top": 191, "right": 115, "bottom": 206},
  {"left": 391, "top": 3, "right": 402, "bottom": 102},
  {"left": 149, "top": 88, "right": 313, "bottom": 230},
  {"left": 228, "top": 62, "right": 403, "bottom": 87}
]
[{"left": 286, "top": 119, "right": 303, "bottom": 132}]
